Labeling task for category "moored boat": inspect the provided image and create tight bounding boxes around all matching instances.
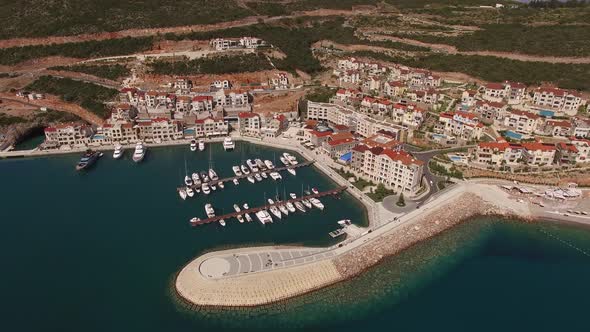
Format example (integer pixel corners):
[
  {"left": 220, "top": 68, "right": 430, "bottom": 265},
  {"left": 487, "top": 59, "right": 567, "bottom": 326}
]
[
  {"left": 200, "top": 171, "right": 210, "bottom": 183},
  {"left": 337, "top": 219, "right": 352, "bottom": 226},
  {"left": 223, "top": 137, "right": 235, "bottom": 151},
  {"left": 218, "top": 181, "right": 224, "bottom": 189},
  {"left": 312, "top": 187, "right": 319, "bottom": 194},
  {"left": 232, "top": 166, "right": 242, "bottom": 176},
  {"left": 190, "top": 139, "right": 197, "bottom": 152},
  {"left": 208, "top": 169, "right": 219, "bottom": 181},
  {"left": 132, "top": 142, "right": 146, "bottom": 163},
  {"left": 210, "top": 184, "right": 217, "bottom": 191},
  {"left": 278, "top": 204, "right": 289, "bottom": 216},
  {"left": 290, "top": 193, "right": 297, "bottom": 199},
  {"left": 255, "top": 159, "right": 266, "bottom": 170},
  {"left": 286, "top": 202, "right": 296, "bottom": 213},
  {"left": 205, "top": 204, "right": 215, "bottom": 218},
  {"left": 244, "top": 212, "right": 252, "bottom": 222},
  {"left": 260, "top": 172, "right": 268, "bottom": 179},
  {"left": 113, "top": 144, "right": 124, "bottom": 159},
  {"left": 310, "top": 197, "right": 324, "bottom": 210},
  {"left": 267, "top": 199, "right": 282, "bottom": 219},
  {"left": 246, "top": 159, "right": 259, "bottom": 172},
  {"left": 247, "top": 176, "right": 255, "bottom": 183},
  {"left": 233, "top": 178, "right": 239, "bottom": 185},
  {"left": 189, "top": 217, "right": 200, "bottom": 225},
  {"left": 186, "top": 187, "right": 195, "bottom": 197},
  {"left": 233, "top": 204, "right": 241, "bottom": 213},
  {"left": 219, "top": 219, "right": 226, "bottom": 226},
  {"left": 76, "top": 150, "right": 101, "bottom": 171},
  {"left": 294, "top": 201, "right": 306, "bottom": 212},
  {"left": 270, "top": 172, "right": 282, "bottom": 180},
  {"left": 254, "top": 173, "right": 262, "bottom": 182},
  {"left": 241, "top": 165, "right": 250, "bottom": 175},
  {"left": 301, "top": 199, "right": 312, "bottom": 209},
  {"left": 202, "top": 183, "right": 211, "bottom": 195},
  {"left": 283, "top": 152, "right": 298, "bottom": 165},
  {"left": 287, "top": 168, "right": 296, "bottom": 176},
  {"left": 279, "top": 156, "right": 289, "bottom": 166},
  {"left": 256, "top": 210, "right": 273, "bottom": 224},
  {"left": 178, "top": 188, "right": 187, "bottom": 200},
  {"left": 198, "top": 140, "right": 205, "bottom": 151},
  {"left": 184, "top": 175, "right": 193, "bottom": 186},
  {"left": 264, "top": 160, "right": 275, "bottom": 169},
  {"left": 191, "top": 173, "right": 201, "bottom": 185}
]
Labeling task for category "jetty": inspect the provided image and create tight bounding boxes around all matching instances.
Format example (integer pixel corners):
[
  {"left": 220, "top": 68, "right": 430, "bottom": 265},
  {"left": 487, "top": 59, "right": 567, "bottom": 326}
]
[
  {"left": 329, "top": 229, "right": 346, "bottom": 238},
  {"left": 190, "top": 186, "right": 347, "bottom": 226},
  {"left": 178, "top": 160, "right": 315, "bottom": 191}
]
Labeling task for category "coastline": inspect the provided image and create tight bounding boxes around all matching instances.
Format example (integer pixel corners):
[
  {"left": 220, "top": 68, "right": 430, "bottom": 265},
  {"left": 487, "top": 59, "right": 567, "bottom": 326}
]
[{"left": 173, "top": 182, "right": 544, "bottom": 308}]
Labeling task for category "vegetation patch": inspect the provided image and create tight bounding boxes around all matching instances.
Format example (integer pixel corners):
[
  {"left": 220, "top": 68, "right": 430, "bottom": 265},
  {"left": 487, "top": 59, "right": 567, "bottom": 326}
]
[
  {"left": 368, "top": 183, "right": 397, "bottom": 202},
  {"left": 148, "top": 53, "right": 273, "bottom": 75},
  {"left": 429, "top": 160, "right": 464, "bottom": 179},
  {"left": 0, "top": 37, "right": 153, "bottom": 66},
  {"left": 0, "top": 113, "right": 27, "bottom": 126},
  {"left": 306, "top": 86, "right": 337, "bottom": 103},
  {"left": 26, "top": 76, "right": 118, "bottom": 119},
  {"left": 50, "top": 64, "right": 130, "bottom": 80},
  {"left": 350, "top": 51, "right": 590, "bottom": 91}
]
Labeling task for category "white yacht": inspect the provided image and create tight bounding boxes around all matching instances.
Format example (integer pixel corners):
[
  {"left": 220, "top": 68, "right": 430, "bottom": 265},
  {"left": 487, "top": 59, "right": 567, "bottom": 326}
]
[
  {"left": 241, "top": 165, "right": 250, "bottom": 175},
  {"left": 294, "top": 201, "right": 306, "bottom": 212},
  {"left": 312, "top": 187, "right": 319, "bottom": 194},
  {"left": 223, "top": 137, "right": 235, "bottom": 151},
  {"left": 255, "top": 159, "right": 266, "bottom": 170},
  {"left": 244, "top": 212, "right": 252, "bottom": 222},
  {"left": 301, "top": 199, "right": 312, "bottom": 209},
  {"left": 256, "top": 210, "right": 273, "bottom": 225},
  {"left": 189, "top": 217, "right": 200, "bottom": 225},
  {"left": 233, "top": 178, "right": 239, "bottom": 185},
  {"left": 236, "top": 214, "right": 245, "bottom": 223},
  {"left": 267, "top": 199, "right": 282, "bottom": 219},
  {"left": 205, "top": 204, "right": 215, "bottom": 218},
  {"left": 200, "top": 171, "right": 210, "bottom": 183},
  {"left": 290, "top": 193, "right": 297, "bottom": 199},
  {"left": 202, "top": 183, "right": 211, "bottom": 195},
  {"left": 208, "top": 169, "right": 219, "bottom": 181},
  {"left": 287, "top": 168, "right": 296, "bottom": 176},
  {"left": 279, "top": 156, "right": 289, "bottom": 166},
  {"left": 246, "top": 159, "right": 259, "bottom": 172},
  {"left": 286, "top": 202, "right": 296, "bottom": 213},
  {"left": 337, "top": 219, "right": 352, "bottom": 226},
  {"left": 218, "top": 181, "right": 224, "bottom": 189},
  {"left": 260, "top": 172, "right": 268, "bottom": 179},
  {"left": 264, "top": 160, "right": 275, "bottom": 169},
  {"left": 210, "top": 184, "right": 217, "bottom": 191},
  {"left": 186, "top": 187, "right": 195, "bottom": 198},
  {"left": 270, "top": 172, "right": 282, "bottom": 180},
  {"left": 243, "top": 203, "right": 250, "bottom": 209},
  {"left": 278, "top": 204, "right": 289, "bottom": 216},
  {"left": 283, "top": 152, "right": 298, "bottom": 165},
  {"left": 232, "top": 166, "right": 242, "bottom": 176},
  {"left": 190, "top": 139, "right": 197, "bottom": 152},
  {"left": 233, "top": 204, "right": 242, "bottom": 213},
  {"left": 184, "top": 175, "right": 193, "bottom": 187},
  {"left": 198, "top": 140, "right": 205, "bottom": 151},
  {"left": 254, "top": 173, "right": 262, "bottom": 182},
  {"left": 113, "top": 144, "right": 124, "bottom": 159},
  {"left": 178, "top": 188, "right": 187, "bottom": 200},
  {"left": 191, "top": 173, "right": 201, "bottom": 185},
  {"left": 132, "top": 142, "right": 146, "bottom": 163},
  {"left": 247, "top": 176, "right": 255, "bottom": 183},
  {"left": 219, "top": 219, "right": 226, "bottom": 226},
  {"left": 310, "top": 197, "right": 324, "bottom": 210}
]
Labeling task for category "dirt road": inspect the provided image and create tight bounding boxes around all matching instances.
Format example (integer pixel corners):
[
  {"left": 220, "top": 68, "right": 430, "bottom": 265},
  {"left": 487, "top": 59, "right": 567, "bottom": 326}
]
[{"left": 0, "top": 93, "right": 105, "bottom": 125}]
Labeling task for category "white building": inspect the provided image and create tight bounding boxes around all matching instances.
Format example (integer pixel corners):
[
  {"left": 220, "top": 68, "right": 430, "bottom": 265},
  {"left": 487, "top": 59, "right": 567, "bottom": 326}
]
[{"left": 532, "top": 86, "right": 585, "bottom": 115}]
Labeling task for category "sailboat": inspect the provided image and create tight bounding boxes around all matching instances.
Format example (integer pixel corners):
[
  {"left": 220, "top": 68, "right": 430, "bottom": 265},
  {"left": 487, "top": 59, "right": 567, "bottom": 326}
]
[{"left": 183, "top": 157, "right": 193, "bottom": 186}]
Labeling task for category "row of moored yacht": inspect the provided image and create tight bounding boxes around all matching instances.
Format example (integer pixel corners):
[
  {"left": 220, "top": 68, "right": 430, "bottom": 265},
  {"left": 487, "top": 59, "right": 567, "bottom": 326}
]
[
  {"left": 178, "top": 168, "right": 225, "bottom": 200},
  {"left": 190, "top": 191, "right": 324, "bottom": 227}
]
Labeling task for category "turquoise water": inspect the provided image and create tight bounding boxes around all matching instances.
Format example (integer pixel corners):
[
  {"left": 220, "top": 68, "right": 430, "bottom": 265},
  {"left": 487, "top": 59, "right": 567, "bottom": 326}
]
[{"left": 2, "top": 142, "right": 590, "bottom": 331}]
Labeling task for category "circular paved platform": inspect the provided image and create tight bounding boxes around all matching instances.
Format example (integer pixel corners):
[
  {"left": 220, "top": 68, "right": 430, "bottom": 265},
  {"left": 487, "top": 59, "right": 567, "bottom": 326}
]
[{"left": 199, "top": 257, "right": 231, "bottom": 278}]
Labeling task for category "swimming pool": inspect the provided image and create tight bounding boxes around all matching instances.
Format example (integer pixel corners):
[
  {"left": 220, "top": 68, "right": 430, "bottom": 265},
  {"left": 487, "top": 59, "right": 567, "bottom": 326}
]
[{"left": 503, "top": 131, "right": 522, "bottom": 140}]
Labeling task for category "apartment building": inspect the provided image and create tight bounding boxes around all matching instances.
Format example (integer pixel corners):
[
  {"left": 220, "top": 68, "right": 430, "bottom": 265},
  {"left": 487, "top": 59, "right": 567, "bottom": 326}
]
[
  {"left": 210, "top": 80, "right": 231, "bottom": 90},
  {"left": 474, "top": 100, "right": 508, "bottom": 124},
  {"left": 473, "top": 141, "right": 524, "bottom": 166},
  {"left": 307, "top": 101, "right": 335, "bottom": 121},
  {"left": 351, "top": 145, "right": 424, "bottom": 195},
  {"left": 193, "top": 117, "right": 229, "bottom": 137},
  {"left": 521, "top": 142, "right": 557, "bottom": 166},
  {"left": 210, "top": 37, "right": 265, "bottom": 50},
  {"left": 437, "top": 111, "right": 484, "bottom": 140},
  {"left": 237, "top": 112, "right": 261, "bottom": 137},
  {"left": 540, "top": 119, "right": 572, "bottom": 137},
  {"left": 269, "top": 72, "right": 289, "bottom": 89},
  {"left": 321, "top": 132, "right": 357, "bottom": 159},
  {"left": 191, "top": 96, "right": 214, "bottom": 112},
  {"left": 135, "top": 118, "right": 183, "bottom": 142},
  {"left": 173, "top": 78, "right": 192, "bottom": 90},
  {"left": 532, "top": 86, "right": 585, "bottom": 115},
  {"left": 503, "top": 110, "right": 542, "bottom": 134},
  {"left": 383, "top": 81, "right": 406, "bottom": 97},
  {"left": 98, "top": 122, "right": 138, "bottom": 143},
  {"left": 339, "top": 70, "right": 361, "bottom": 85},
  {"left": 573, "top": 117, "right": 590, "bottom": 138},
  {"left": 44, "top": 123, "right": 94, "bottom": 147},
  {"left": 482, "top": 82, "right": 508, "bottom": 102},
  {"left": 391, "top": 103, "right": 425, "bottom": 128}
]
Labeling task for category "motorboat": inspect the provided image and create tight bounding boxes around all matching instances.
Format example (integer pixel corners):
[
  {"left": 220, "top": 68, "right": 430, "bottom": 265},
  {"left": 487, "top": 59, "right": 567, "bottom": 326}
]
[
  {"left": 223, "top": 137, "right": 235, "bottom": 151},
  {"left": 244, "top": 212, "right": 253, "bottom": 222},
  {"left": 243, "top": 203, "right": 250, "bottom": 209},
  {"left": 178, "top": 188, "right": 187, "bottom": 200},
  {"left": 132, "top": 142, "right": 146, "bottom": 163},
  {"left": 246, "top": 159, "right": 259, "bottom": 172},
  {"left": 294, "top": 201, "right": 306, "bottom": 212},
  {"left": 283, "top": 152, "right": 298, "bottom": 165},
  {"left": 113, "top": 144, "right": 124, "bottom": 159},
  {"left": 264, "top": 160, "right": 275, "bottom": 169},
  {"left": 255, "top": 159, "right": 266, "bottom": 170},
  {"left": 190, "top": 139, "right": 197, "bottom": 152},
  {"left": 241, "top": 165, "right": 250, "bottom": 175},
  {"left": 338, "top": 219, "right": 352, "bottom": 226},
  {"left": 186, "top": 187, "right": 195, "bottom": 198},
  {"left": 279, "top": 156, "right": 289, "bottom": 166},
  {"left": 232, "top": 166, "right": 242, "bottom": 176},
  {"left": 287, "top": 168, "right": 296, "bottom": 176},
  {"left": 310, "top": 197, "right": 324, "bottom": 210},
  {"left": 198, "top": 140, "right": 205, "bottom": 151},
  {"left": 254, "top": 173, "right": 262, "bottom": 182},
  {"left": 286, "top": 202, "right": 296, "bottom": 213},
  {"left": 189, "top": 217, "right": 200, "bottom": 225},
  {"left": 205, "top": 204, "right": 215, "bottom": 218},
  {"left": 208, "top": 169, "right": 219, "bottom": 181},
  {"left": 260, "top": 172, "right": 268, "bottom": 179},
  {"left": 247, "top": 176, "right": 255, "bottom": 183},
  {"left": 202, "top": 183, "right": 211, "bottom": 195},
  {"left": 256, "top": 210, "right": 273, "bottom": 224},
  {"left": 301, "top": 199, "right": 312, "bottom": 209},
  {"left": 211, "top": 184, "right": 217, "bottom": 191},
  {"left": 219, "top": 219, "right": 226, "bottom": 226},
  {"left": 184, "top": 175, "right": 193, "bottom": 186},
  {"left": 290, "top": 193, "right": 297, "bottom": 199},
  {"left": 236, "top": 215, "right": 245, "bottom": 223},
  {"left": 233, "top": 178, "right": 239, "bottom": 185},
  {"left": 76, "top": 150, "right": 101, "bottom": 171},
  {"left": 200, "top": 171, "right": 210, "bottom": 183},
  {"left": 233, "top": 204, "right": 242, "bottom": 213},
  {"left": 218, "top": 181, "right": 224, "bottom": 189},
  {"left": 278, "top": 204, "right": 289, "bottom": 216},
  {"left": 267, "top": 199, "right": 282, "bottom": 219},
  {"left": 270, "top": 172, "right": 282, "bottom": 180},
  {"left": 312, "top": 187, "right": 319, "bottom": 194}
]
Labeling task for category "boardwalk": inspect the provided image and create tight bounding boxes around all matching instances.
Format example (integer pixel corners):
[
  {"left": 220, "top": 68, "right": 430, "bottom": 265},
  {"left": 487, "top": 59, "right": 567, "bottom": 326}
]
[
  {"left": 190, "top": 186, "right": 347, "bottom": 226},
  {"left": 179, "top": 160, "right": 314, "bottom": 191}
]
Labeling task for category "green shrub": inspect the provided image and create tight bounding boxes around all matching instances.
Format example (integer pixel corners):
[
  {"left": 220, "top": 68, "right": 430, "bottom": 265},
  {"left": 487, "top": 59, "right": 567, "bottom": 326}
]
[
  {"left": 148, "top": 53, "right": 273, "bottom": 75},
  {"left": 50, "top": 64, "right": 130, "bottom": 80}
]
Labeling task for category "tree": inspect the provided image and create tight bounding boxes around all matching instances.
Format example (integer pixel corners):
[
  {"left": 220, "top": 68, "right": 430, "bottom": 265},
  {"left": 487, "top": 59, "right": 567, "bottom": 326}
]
[{"left": 396, "top": 193, "right": 405, "bottom": 207}]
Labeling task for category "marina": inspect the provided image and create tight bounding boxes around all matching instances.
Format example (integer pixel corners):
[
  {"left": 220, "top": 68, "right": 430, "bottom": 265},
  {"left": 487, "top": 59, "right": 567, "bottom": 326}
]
[{"left": 189, "top": 186, "right": 347, "bottom": 226}]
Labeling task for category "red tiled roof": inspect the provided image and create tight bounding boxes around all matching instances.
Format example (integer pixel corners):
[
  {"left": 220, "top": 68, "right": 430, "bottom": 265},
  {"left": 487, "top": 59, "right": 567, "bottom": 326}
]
[
  {"left": 311, "top": 130, "right": 332, "bottom": 138},
  {"left": 485, "top": 82, "right": 504, "bottom": 90},
  {"left": 192, "top": 96, "right": 212, "bottom": 102},
  {"left": 381, "top": 150, "right": 424, "bottom": 166},
  {"left": 558, "top": 142, "right": 578, "bottom": 153},
  {"left": 333, "top": 124, "right": 349, "bottom": 131},
  {"left": 238, "top": 112, "right": 258, "bottom": 118},
  {"left": 327, "top": 138, "right": 355, "bottom": 146},
  {"left": 547, "top": 120, "right": 572, "bottom": 128},
  {"left": 44, "top": 127, "right": 56, "bottom": 133},
  {"left": 510, "top": 109, "right": 539, "bottom": 120},
  {"left": 352, "top": 144, "right": 369, "bottom": 153},
  {"left": 522, "top": 142, "right": 556, "bottom": 152}
]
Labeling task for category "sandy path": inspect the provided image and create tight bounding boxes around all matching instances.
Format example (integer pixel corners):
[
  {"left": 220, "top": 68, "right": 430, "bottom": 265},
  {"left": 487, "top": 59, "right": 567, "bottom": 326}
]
[
  {"left": 368, "top": 34, "right": 590, "bottom": 64},
  {"left": 0, "top": 8, "right": 373, "bottom": 49}
]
